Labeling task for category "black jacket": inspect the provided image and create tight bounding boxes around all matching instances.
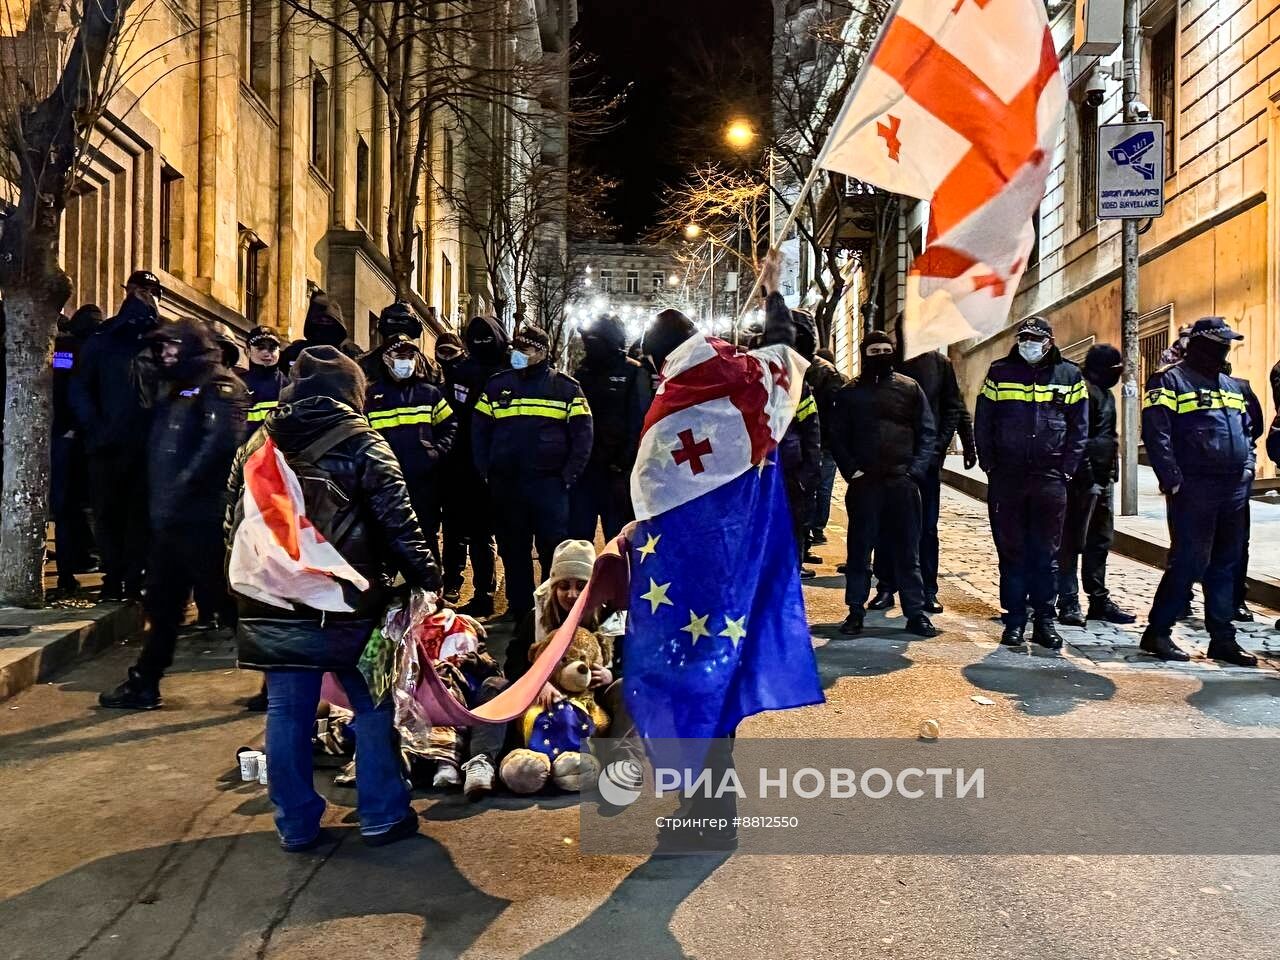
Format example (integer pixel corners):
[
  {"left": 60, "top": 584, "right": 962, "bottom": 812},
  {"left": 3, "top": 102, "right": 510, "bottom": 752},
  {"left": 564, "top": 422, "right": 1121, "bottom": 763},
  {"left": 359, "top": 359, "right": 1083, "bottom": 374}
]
[
  {"left": 364, "top": 368, "right": 457, "bottom": 485},
  {"left": 473, "top": 362, "right": 593, "bottom": 486},
  {"left": 68, "top": 298, "right": 157, "bottom": 453},
  {"left": 974, "top": 345, "right": 1088, "bottom": 480},
  {"left": 899, "top": 351, "right": 975, "bottom": 466},
  {"left": 1142, "top": 362, "right": 1255, "bottom": 491},
  {"left": 829, "top": 369, "right": 936, "bottom": 482},
  {"left": 238, "top": 362, "right": 288, "bottom": 424},
  {"left": 52, "top": 329, "right": 92, "bottom": 438},
  {"left": 573, "top": 347, "right": 651, "bottom": 473},
  {"left": 228, "top": 396, "right": 441, "bottom": 671},
  {"left": 150, "top": 377, "right": 248, "bottom": 530},
  {"left": 804, "top": 356, "right": 847, "bottom": 450},
  {"left": 1075, "top": 379, "right": 1119, "bottom": 488},
  {"left": 442, "top": 316, "right": 510, "bottom": 474},
  {"left": 780, "top": 386, "right": 823, "bottom": 494}
]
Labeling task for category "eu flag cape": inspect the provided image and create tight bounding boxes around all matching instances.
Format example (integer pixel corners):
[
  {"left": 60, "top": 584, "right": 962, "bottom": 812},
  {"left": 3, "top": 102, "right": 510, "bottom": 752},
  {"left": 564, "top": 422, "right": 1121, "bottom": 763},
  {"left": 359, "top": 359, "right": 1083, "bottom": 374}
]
[{"left": 624, "top": 335, "right": 824, "bottom": 744}]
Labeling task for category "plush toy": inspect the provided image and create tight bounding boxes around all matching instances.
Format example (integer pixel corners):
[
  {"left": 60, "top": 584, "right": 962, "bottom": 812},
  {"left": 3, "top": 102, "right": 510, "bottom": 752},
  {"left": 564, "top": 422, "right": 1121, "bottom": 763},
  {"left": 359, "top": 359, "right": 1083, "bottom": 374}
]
[{"left": 499, "top": 628, "right": 611, "bottom": 793}]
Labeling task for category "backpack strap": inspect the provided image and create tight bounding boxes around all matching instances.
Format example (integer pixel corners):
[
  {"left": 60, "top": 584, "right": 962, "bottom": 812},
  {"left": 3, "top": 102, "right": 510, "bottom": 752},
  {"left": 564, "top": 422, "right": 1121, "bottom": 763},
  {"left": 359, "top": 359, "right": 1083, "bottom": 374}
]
[{"left": 293, "top": 419, "right": 370, "bottom": 465}]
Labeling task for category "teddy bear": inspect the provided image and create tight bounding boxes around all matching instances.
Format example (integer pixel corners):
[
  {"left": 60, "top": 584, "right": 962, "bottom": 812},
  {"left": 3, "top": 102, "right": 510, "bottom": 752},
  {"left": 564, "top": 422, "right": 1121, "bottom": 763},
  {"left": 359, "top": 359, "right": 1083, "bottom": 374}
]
[{"left": 499, "top": 627, "right": 611, "bottom": 794}]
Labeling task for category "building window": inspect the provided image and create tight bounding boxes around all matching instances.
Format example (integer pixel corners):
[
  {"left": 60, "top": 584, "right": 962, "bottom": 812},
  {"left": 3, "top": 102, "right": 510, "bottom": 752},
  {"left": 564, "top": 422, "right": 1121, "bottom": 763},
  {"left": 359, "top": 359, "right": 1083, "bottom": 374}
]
[
  {"left": 159, "top": 164, "right": 183, "bottom": 274},
  {"left": 441, "top": 253, "right": 454, "bottom": 323},
  {"left": 652, "top": 272, "right": 664, "bottom": 293},
  {"left": 356, "top": 136, "right": 371, "bottom": 229},
  {"left": 1026, "top": 206, "right": 1041, "bottom": 270},
  {"left": 1150, "top": 16, "right": 1176, "bottom": 175},
  {"left": 443, "top": 134, "right": 455, "bottom": 191},
  {"left": 239, "top": 229, "right": 268, "bottom": 326},
  {"left": 600, "top": 269, "right": 612, "bottom": 292},
  {"left": 625, "top": 270, "right": 640, "bottom": 294},
  {"left": 241, "top": 0, "right": 272, "bottom": 102},
  {"left": 1077, "top": 100, "right": 1098, "bottom": 232},
  {"left": 310, "top": 67, "right": 331, "bottom": 178}
]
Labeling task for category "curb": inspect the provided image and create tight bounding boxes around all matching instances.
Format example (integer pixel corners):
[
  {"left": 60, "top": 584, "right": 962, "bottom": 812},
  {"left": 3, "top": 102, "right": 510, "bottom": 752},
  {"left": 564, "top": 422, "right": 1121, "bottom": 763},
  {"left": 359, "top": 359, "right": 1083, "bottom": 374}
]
[
  {"left": 0, "top": 602, "right": 145, "bottom": 703},
  {"left": 941, "top": 468, "right": 1280, "bottom": 612}
]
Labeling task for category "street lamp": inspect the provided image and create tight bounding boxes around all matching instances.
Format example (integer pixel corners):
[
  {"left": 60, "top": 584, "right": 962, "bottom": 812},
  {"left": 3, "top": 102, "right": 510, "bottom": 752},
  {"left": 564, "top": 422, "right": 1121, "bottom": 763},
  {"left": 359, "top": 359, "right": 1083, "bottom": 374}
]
[
  {"left": 724, "top": 118, "right": 756, "bottom": 150},
  {"left": 684, "top": 222, "right": 703, "bottom": 240}
]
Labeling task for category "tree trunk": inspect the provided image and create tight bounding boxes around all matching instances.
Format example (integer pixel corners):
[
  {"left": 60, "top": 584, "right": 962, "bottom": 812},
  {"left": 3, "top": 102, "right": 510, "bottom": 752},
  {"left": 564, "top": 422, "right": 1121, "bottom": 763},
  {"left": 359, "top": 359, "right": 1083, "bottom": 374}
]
[{"left": 0, "top": 287, "right": 60, "bottom": 606}]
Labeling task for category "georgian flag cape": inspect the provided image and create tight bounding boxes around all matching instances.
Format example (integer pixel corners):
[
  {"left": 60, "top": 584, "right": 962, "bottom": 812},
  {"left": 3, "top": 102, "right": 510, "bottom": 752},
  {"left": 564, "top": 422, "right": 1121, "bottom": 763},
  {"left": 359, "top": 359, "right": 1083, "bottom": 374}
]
[
  {"left": 228, "top": 437, "right": 369, "bottom": 612},
  {"left": 819, "top": 0, "right": 1067, "bottom": 357}
]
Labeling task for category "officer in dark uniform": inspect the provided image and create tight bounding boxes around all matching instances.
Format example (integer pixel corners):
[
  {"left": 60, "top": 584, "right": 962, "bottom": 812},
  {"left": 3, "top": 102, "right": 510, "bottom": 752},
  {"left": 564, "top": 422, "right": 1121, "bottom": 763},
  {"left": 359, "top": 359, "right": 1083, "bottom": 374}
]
[
  {"left": 569, "top": 313, "right": 652, "bottom": 542},
  {"left": 778, "top": 308, "right": 823, "bottom": 577},
  {"left": 69, "top": 269, "right": 163, "bottom": 600},
  {"left": 359, "top": 301, "right": 428, "bottom": 382},
  {"left": 472, "top": 324, "right": 593, "bottom": 619},
  {"left": 99, "top": 319, "right": 248, "bottom": 709},
  {"left": 1056, "top": 344, "right": 1135, "bottom": 626},
  {"left": 365, "top": 334, "right": 457, "bottom": 562},
  {"left": 1140, "top": 317, "right": 1258, "bottom": 665},
  {"left": 438, "top": 317, "right": 509, "bottom": 615},
  {"left": 806, "top": 346, "right": 847, "bottom": 547},
  {"left": 829, "top": 330, "right": 938, "bottom": 637},
  {"left": 237, "top": 325, "right": 288, "bottom": 426},
  {"left": 52, "top": 305, "right": 102, "bottom": 592},
  {"left": 974, "top": 316, "right": 1088, "bottom": 651}
]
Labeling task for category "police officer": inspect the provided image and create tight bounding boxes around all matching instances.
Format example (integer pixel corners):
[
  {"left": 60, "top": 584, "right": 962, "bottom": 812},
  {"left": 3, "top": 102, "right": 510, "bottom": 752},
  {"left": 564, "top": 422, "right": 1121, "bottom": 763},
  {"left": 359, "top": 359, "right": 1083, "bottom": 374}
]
[
  {"left": 806, "top": 347, "right": 847, "bottom": 547},
  {"left": 69, "top": 269, "right": 163, "bottom": 600},
  {"left": 829, "top": 330, "right": 938, "bottom": 638},
  {"left": 780, "top": 309, "right": 823, "bottom": 578},
  {"left": 871, "top": 347, "right": 977, "bottom": 613},
  {"left": 365, "top": 334, "right": 457, "bottom": 562},
  {"left": 1056, "top": 344, "right": 1135, "bottom": 626},
  {"left": 238, "top": 325, "right": 288, "bottom": 426},
  {"left": 1140, "top": 317, "right": 1257, "bottom": 665},
  {"left": 472, "top": 324, "right": 592, "bottom": 619},
  {"left": 569, "top": 313, "right": 651, "bottom": 542},
  {"left": 359, "top": 301, "right": 428, "bottom": 382},
  {"left": 279, "top": 291, "right": 362, "bottom": 370},
  {"left": 99, "top": 320, "right": 248, "bottom": 709},
  {"left": 52, "top": 305, "right": 102, "bottom": 592},
  {"left": 438, "top": 317, "right": 509, "bottom": 615},
  {"left": 974, "top": 316, "right": 1087, "bottom": 650}
]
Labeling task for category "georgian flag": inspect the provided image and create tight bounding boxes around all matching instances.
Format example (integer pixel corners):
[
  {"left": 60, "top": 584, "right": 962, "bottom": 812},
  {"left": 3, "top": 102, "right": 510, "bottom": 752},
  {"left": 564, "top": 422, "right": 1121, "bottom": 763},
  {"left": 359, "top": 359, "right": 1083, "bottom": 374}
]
[
  {"left": 819, "top": 0, "right": 1066, "bottom": 358},
  {"left": 630, "top": 336, "right": 808, "bottom": 520},
  {"left": 228, "top": 438, "right": 369, "bottom": 612}
]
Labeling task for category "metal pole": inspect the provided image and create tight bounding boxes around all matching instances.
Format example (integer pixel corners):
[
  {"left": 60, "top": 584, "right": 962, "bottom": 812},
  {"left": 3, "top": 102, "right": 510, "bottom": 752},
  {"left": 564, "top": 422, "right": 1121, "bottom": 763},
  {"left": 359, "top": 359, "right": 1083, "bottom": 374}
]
[
  {"left": 1120, "top": 0, "right": 1141, "bottom": 516},
  {"left": 768, "top": 148, "right": 777, "bottom": 248}
]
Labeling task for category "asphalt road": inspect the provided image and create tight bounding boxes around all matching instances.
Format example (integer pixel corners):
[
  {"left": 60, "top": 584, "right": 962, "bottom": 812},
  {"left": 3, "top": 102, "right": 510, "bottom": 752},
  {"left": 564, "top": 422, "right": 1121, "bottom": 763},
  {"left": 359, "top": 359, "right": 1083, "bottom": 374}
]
[{"left": 3, "top": 486, "right": 1280, "bottom": 959}]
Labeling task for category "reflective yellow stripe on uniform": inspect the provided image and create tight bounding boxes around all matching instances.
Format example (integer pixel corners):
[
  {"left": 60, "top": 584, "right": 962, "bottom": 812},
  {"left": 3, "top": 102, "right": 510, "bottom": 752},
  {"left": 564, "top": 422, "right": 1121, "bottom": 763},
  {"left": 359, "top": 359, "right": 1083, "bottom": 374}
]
[
  {"left": 568, "top": 396, "right": 591, "bottom": 418},
  {"left": 247, "top": 400, "right": 278, "bottom": 423},
  {"left": 432, "top": 398, "right": 454, "bottom": 424},
  {"left": 796, "top": 394, "right": 818, "bottom": 422},
  {"left": 487, "top": 398, "right": 573, "bottom": 420},
  {"left": 1144, "top": 387, "right": 1246, "bottom": 414},
  {"left": 475, "top": 397, "right": 494, "bottom": 417},
  {"left": 368, "top": 405, "right": 434, "bottom": 429},
  {"left": 979, "top": 379, "right": 1087, "bottom": 404}
]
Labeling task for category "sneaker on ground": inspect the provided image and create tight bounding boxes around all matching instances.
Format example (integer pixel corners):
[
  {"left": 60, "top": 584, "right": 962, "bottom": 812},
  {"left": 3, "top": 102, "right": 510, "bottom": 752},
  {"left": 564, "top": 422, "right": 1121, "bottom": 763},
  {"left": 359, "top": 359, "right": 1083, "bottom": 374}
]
[
  {"left": 433, "top": 762, "right": 462, "bottom": 789},
  {"left": 462, "top": 755, "right": 495, "bottom": 801}
]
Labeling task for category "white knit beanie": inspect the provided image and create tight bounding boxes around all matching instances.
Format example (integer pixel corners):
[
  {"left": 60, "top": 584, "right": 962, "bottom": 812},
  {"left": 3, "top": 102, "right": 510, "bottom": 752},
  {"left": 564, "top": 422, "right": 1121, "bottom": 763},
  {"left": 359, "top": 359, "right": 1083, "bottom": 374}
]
[{"left": 549, "top": 539, "right": 596, "bottom": 584}]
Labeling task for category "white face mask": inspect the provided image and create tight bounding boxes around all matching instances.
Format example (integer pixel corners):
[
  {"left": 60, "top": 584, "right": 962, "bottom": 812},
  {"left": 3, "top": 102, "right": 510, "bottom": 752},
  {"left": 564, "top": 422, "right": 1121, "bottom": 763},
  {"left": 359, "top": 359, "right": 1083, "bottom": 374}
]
[
  {"left": 391, "top": 358, "right": 415, "bottom": 380},
  {"left": 1018, "top": 340, "right": 1048, "bottom": 364}
]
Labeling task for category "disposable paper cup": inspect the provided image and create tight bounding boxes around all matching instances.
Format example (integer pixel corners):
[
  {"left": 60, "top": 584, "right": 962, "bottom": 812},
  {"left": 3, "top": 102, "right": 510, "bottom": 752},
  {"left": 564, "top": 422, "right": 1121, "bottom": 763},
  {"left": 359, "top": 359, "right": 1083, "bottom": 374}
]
[
  {"left": 239, "top": 750, "right": 262, "bottom": 782},
  {"left": 257, "top": 756, "right": 269, "bottom": 785}
]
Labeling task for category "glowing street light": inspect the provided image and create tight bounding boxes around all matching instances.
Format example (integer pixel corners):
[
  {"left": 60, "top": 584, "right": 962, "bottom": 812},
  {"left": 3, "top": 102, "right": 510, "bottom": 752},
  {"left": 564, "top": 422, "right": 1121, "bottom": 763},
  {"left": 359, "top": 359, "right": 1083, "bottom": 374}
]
[
  {"left": 684, "top": 222, "right": 703, "bottom": 240},
  {"left": 724, "top": 118, "right": 756, "bottom": 150},
  {"left": 667, "top": 273, "right": 680, "bottom": 287}
]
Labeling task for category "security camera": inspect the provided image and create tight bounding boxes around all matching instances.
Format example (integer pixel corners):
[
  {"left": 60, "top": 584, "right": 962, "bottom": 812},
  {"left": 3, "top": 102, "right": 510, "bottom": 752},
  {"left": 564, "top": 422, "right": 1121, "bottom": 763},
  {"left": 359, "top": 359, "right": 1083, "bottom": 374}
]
[
  {"left": 1130, "top": 99, "right": 1152, "bottom": 121},
  {"left": 1084, "top": 69, "right": 1107, "bottom": 107}
]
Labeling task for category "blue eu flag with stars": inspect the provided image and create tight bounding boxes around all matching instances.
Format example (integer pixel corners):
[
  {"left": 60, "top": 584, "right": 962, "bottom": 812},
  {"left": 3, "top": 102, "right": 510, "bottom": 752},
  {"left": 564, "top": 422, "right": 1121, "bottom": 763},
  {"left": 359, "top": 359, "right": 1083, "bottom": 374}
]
[{"left": 624, "top": 457, "right": 824, "bottom": 744}]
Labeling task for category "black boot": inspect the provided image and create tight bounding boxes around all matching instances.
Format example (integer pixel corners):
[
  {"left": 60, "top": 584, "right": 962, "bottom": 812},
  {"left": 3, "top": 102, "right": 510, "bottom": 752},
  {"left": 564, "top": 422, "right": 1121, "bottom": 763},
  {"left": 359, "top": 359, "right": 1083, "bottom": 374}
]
[
  {"left": 1000, "top": 623, "right": 1026, "bottom": 647},
  {"left": 1207, "top": 638, "right": 1258, "bottom": 668},
  {"left": 1057, "top": 603, "right": 1086, "bottom": 627},
  {"left": 1032, "top": 617, "right": 1064, "bottom": 651},
  {"left": 839, "top": 609, "right": 865, "bottom": 635},
  {"left": 458, "top": 594, "right": 494, "bottom": 618},
  {"left": 1139, "top": 627, "right": 1190, "bottom": 662},
  {"left": 868, "top": 590, "right": 895, "bottom": 611},
  {"left": 99, "top": 667, "right": 162, "bottom": 710},
  {"left": 800, "top": 567, "right": 818, "bottom": 580},
  {"left": 442, "top": 587, "right": 462, "bottom": 606},
  {"left": 1087, "top": 598, "right": 1136, "bottom": 624},
  {"left": 922, "top": 595, "right": 944, "bottom": 614},
  {"left": 836, "top": 563, "right": 848, "bottom": 574},
  {"left": 1232, "top": 603, "right": 1255, "bottom": 623},
  {"left": 802, "top": 551, "right": 822, "bottom": 565},
  {"left": 245, "top": 681, "right": 268, "bottom": 712},
  {"left": 905, "top": 614, "right": 938, "bottom": 638}
]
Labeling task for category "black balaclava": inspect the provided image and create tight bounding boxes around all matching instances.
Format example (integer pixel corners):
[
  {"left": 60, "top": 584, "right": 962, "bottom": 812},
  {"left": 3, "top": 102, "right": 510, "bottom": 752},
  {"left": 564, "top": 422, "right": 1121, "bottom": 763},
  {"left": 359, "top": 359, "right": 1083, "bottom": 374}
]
[
  {"left": 304, "top": 301, "right": 349, "bottom": 347},
  {"left": 434, "top": 331, "right": 465, "bottom": 371},
  {"left": 792, "top": 309, "right": 817, "bottom": 362},
  {"left": 61, "top": 304, "right": 102, "bottom": 338},
  {"left": 118, "top": 291, "right": 159, "bottom": 333},
  {"left": 642, "top": 309, "right": 697, "bottom": 372},
  {"left": 378, "top": 301, "right": 423, "bottom": 340},
  {"left": 154, "top": 319, "right": 219, "bottom": 385},
  {"left": 465, "top": 316, "right": 508, "bottom": 367},
  {"left": 582, "top": 313, "right": 626, "bottom": 364},
  {"left": 861, "top": 330, "right": 897, "bottom": 380},
  {"left": 1083, "top": 344, "right": 1123, "bottom": 389},
  {"left": 1185, "top": 335, "right": 1230, "bottom": 376}
]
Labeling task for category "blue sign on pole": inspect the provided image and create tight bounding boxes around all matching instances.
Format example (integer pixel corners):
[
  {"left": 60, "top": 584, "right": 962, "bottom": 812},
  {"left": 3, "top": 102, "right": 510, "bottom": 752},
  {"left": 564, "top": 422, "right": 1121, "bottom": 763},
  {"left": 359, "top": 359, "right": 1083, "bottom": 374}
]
[{"left": 1098, "top": 121, "right": 1166, "bottom": 220}]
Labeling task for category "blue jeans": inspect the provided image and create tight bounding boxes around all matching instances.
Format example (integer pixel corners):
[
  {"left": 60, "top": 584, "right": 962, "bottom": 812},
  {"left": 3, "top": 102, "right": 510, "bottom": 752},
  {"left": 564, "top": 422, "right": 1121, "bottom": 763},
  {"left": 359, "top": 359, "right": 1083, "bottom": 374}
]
[
  {"left": 265, "top": 668, "right": 409, "bottom": 847},
  {"left": 810, "top": 452, "right": 838, "bottom": 536}
]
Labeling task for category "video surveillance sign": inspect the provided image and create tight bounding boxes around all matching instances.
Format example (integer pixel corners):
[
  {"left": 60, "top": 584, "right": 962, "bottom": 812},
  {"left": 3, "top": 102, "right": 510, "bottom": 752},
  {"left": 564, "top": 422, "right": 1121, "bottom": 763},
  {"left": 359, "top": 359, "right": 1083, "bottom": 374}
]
[{"left": 1098, "top": 122, "right": 1166, "bottom": 220}]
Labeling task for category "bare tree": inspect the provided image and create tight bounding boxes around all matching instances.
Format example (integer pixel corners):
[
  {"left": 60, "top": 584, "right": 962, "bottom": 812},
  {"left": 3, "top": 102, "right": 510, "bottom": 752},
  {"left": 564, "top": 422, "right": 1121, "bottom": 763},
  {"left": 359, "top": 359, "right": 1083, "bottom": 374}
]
[{"left": 0, "top": 0, "right": 139, "bottom": 605}]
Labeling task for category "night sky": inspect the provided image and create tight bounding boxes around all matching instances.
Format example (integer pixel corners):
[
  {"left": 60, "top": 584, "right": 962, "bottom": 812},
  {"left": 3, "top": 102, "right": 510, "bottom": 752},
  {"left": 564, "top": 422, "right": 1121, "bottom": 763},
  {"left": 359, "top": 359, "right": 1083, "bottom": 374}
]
[{"left": 572, "top": 0, "right": 774, "bottom": 241}]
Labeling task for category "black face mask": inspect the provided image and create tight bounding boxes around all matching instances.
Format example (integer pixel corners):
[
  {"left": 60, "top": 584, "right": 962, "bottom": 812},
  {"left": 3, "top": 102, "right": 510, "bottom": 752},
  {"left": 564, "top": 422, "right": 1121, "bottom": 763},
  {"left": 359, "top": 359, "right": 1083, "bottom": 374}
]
[
  {"left": 1185, "top": 337, "right": 1230, "bottom": 374},
  {"left": 863, "top": 353, "right": 894, "bottom": 378},
  {"left": 1087, "top": 367, "right": 1122, "bottom": 389},
  {"left": 470, "top": 335, "right": 503, "bottom": 366},
  {"left": 582, "top": 334, "right": 615, "bottom": 363}
]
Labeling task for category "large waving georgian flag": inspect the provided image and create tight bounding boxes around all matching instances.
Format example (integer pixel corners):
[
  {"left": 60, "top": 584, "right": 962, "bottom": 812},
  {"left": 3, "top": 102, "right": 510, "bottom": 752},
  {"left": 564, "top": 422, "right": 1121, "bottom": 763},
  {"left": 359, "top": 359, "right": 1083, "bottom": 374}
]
[{"left": 819, "top": 0, "right": 1066, "bottom": 357}]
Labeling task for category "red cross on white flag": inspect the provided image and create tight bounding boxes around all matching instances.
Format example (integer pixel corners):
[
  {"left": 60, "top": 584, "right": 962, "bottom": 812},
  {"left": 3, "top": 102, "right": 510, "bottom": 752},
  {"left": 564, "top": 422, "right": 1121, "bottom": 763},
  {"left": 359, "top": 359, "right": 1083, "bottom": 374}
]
[{"left": 819, "top": 0, "right": 1066, "bottom": 358}]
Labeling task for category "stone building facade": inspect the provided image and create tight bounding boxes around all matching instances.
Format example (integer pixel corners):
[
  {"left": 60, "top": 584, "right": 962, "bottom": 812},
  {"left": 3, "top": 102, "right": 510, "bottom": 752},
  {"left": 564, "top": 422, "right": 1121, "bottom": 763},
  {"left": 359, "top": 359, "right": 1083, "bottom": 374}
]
[{"left": 58, "top": 0, "right": 574, "bottom": 353}]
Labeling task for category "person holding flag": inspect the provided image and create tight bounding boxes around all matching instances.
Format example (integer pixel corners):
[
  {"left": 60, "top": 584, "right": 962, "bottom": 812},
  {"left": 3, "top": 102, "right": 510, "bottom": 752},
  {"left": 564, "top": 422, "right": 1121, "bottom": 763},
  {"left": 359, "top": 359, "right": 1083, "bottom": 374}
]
[{"left": 622, "top": 253, "right": 824, "bottom": 848}]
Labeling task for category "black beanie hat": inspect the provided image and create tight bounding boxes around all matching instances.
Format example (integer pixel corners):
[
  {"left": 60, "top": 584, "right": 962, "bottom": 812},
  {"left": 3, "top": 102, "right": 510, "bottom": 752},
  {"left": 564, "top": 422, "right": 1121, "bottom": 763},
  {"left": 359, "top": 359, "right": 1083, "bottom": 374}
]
[
  {"left": 642, "top": 309, "right": 697, "bottom": 370},
  {"left": 281, "top": 345, "right": 367, "bottom": 411},
  {"left": 861, "top": 329, "right": 896, "bottom": 355}
]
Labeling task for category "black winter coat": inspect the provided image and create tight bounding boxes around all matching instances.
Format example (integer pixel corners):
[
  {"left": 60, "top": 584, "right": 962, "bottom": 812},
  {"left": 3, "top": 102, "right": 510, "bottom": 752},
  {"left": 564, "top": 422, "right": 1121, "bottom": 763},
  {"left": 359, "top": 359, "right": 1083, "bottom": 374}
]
[
  {"left": 1075, "top": 378, "right": 1119, "bottom": 488},
  {"left": 238, "top": 363, "right": 288, "bottom": 424},
  {"left": 150, "top": 367, "right": 248, "bottom": 528},
  {"left": 573, "top": 350, "right": 651, "bottom": 473},
  {"left": 442, "top": 316, "right": 510, "bottom": 474},
  {"left": 52, "top": 330, "right": 91, "bottom": 438},
  {"left": 898, "top": 351, "right": 975, "bottom": 466},
  {"left": 472, "top": 363, "right": 593, "bottom": 486},
  {"left": 68, "top": 299, "right": 156, "bottom": 453},
  {"left": 829, "top": 370, "right": 936, "bottom": 482},
  {"left": 364, "top": 372, "right": 457, "bottom": 485},
  {"left": 804, "top": 357, "right": 847, "bottom": 450},
  {"left": 228, "top": 397, "right": 441, "bottom": 671},
  {"left": 1141, "top": 362, "right": 1255, "bottom": 492},
  {"left": 780, "top": 386, "right": 823, "bottom": 494}
]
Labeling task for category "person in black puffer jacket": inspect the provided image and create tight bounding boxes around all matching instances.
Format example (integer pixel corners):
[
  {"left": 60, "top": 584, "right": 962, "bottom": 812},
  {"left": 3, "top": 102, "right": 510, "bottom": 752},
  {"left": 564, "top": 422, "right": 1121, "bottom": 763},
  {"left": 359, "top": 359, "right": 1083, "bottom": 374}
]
[
  {"left": 51, "top": 304, "right": 102, "bottom": 592},
  {"left": 99, "top": 319, "right": 248, "bottom": 710},
  {"left": 569, "top": 313, "right": 651, "bottom": 542},
  {"left": 227, "top": 346, "right": 440, "bottom": 851},
  {"left": 778, "top": 307, "right": 823, "bottom": 576},
  {"left": 805, "top": 346, "right": 847, "bottom": 547},
  {"left": 828, "top": 330, "right": 937, "bottom": 638}
]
